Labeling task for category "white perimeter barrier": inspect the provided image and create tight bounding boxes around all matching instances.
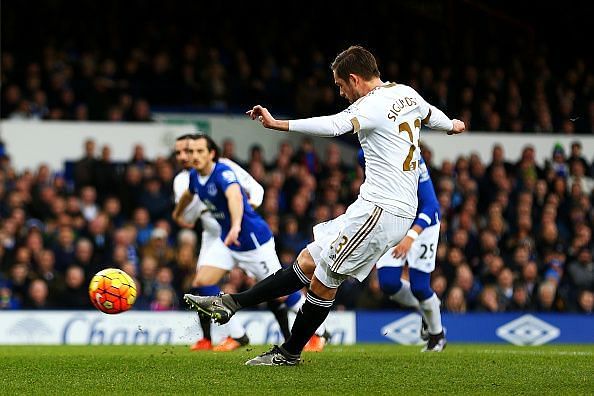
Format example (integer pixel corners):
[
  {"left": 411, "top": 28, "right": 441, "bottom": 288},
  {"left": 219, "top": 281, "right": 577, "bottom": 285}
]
[
  {"left": 0, "top": 311, "right": 356, "bottom": 345},
  {"left": 3, "top": 118, "right": 593, "bottom": 173}
]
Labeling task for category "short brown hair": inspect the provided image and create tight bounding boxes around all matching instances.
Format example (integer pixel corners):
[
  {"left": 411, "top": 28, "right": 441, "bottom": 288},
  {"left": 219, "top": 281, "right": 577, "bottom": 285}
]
[
  {"left": 331, "top": 45, "right": 380, "bottom": 82},
  {"left": 192, "top": 134, "right": 220, "bottom": 161}
]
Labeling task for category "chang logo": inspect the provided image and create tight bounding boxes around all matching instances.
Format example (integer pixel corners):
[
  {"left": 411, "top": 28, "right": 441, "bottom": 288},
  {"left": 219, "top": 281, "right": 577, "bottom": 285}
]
[
  {"left": 381, "top": 313, "right": 424, "bottom": 345},
  {"left": 496, "top": 314, "right": 560, "bottom": 346}
]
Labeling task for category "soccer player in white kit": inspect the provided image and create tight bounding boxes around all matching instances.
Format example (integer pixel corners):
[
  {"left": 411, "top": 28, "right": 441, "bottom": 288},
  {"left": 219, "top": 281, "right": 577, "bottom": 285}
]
[{"left": 186, "top": 46, "right": 465, "bottom": 365}]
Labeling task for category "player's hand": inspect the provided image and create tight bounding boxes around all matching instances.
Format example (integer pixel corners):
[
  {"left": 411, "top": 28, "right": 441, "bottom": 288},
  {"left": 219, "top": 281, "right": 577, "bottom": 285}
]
[
  {"left": 447, "top": 119, "right": 465, "bottom": 135},
  {"left": 246, "top": 105, "right": 276, "bottom": 128},
  {"left": 392, "top": 236, "right": 414, "bottom": 258},
  {"left": 224, "top": 226, "right": 241, "bottom": 247}
]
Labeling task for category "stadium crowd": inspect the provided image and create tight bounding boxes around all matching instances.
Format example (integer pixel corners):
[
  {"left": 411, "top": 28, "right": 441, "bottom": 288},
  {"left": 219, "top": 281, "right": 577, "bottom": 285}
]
[
  {"left": 0, "top": 137, "right": 593, "bottom": 314},
  {"left": 2, "top": 1, "right": 594, "bottom": 133},
  {"left": 1, "top": 1, "right": 593, "bottom": 315}
]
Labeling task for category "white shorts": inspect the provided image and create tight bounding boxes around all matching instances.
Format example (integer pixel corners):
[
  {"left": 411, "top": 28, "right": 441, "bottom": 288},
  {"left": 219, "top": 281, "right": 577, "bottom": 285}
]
[
  {"left": 197, "top": 231, "right": 234, "bottom": 271},
  {"left": 198, "top": 234, "right": 281, "bottom": 282},
  {"left": 376, "top": 222, "right": 440, "bottom": 273},
  {"left": 307, "top": 197, "right": 413, "bottom": 288},
  {"left": 229, "top": 238, "right": 282, "bottom": 282}
]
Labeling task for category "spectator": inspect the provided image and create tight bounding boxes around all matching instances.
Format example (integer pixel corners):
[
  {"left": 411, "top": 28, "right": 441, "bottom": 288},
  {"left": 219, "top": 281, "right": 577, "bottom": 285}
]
[
  {"left": 150, "top": 287, "right": 177, "bottom": 311},
  {"left": 0, "top": 280, "right": 20, "bottom": 309},
  {"left": 278, "top": 216, "right": 309, "bottom": 254},
  {"left": 567, "top": 248, "right": 594, "bottom": 291},
  {"left": 510, "top": 282, "right": 534, "bottom": 311},
  {"left": 58, "top": 266, "right": 93, "bottom": 309},
  {"left": 73, "top": 139, "right": 96, "bottom": 189},
  {"left": 536, "top": 281, "right": 559, "bottom": 312},
  {"left": 444, "top": 286, "right": 467, "bottom": 313},
  {"left": 576, "top": 290, "right": 593, "bottom": 314},
  {"left": 23, "top": 279, "right": 51, "bottom": 309}
]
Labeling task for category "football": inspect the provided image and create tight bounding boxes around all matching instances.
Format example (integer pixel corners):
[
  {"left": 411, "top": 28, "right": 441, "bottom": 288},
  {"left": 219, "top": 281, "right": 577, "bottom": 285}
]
[{"left": 88, "top": 268, "right": 137, "bottom": 314}]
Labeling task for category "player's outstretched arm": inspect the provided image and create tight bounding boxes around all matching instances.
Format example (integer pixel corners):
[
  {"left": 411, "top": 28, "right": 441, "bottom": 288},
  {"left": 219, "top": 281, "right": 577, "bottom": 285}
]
[
  {"left": 247, "top": 104, "right": 354, "bottom": 137},
  {"left": 246, "top": 105, "right": 289, "bottom": 131},
  {"left": 423, "top": 105, "right": 465, "bottom": 135}
]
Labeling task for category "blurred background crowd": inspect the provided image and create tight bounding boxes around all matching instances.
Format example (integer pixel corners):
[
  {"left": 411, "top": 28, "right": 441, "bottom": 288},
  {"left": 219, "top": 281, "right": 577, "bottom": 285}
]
[
  {"left": 0, "top": 1, "right": 593, "bottom": 314},
  {"left": 0, "top": 136, "right": 593, "bottom": 314},
  {"left": 2, "top": 1, "right": 593, "bottom": 132}
]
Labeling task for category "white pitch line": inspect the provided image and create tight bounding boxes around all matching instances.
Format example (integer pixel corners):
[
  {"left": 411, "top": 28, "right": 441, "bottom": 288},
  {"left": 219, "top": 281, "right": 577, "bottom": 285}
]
[{"left": 474, "top": 349, "right": 593, "bottom": 356}]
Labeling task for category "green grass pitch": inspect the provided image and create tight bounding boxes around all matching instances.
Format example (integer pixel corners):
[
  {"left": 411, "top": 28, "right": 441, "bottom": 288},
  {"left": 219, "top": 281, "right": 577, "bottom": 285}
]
[{"left": 1, "top": 344, "right": 592, "bottom": 395}]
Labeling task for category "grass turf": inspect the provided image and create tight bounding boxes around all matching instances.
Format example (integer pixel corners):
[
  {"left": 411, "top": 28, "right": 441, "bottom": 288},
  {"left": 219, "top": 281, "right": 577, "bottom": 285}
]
[{"left": 1, "top": 344, "right": 592, "bottom": 395}]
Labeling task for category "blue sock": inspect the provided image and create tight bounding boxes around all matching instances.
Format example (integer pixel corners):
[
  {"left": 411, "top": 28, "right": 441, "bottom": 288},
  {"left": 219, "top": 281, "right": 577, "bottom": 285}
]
[
  {"left": 409, "top": 269, "right": 433, "bottom": 301},
  {"left": 377, "top": 266, "right": 403, "bottom": 295},
  {"left": 196, "top": 285, "right": 221, "bottom": 297},
  {"left": 285, "top": 291, "right": 302, "bottom": 309}
]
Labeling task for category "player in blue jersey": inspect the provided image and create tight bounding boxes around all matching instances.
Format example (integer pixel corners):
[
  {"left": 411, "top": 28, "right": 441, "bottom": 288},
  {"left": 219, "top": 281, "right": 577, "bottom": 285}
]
[
  {"left": 174, "top": 134, "right": 317, "bottom": 345},
  {"left": 360, "top": 149, "right": 446, "bottom": 352}
]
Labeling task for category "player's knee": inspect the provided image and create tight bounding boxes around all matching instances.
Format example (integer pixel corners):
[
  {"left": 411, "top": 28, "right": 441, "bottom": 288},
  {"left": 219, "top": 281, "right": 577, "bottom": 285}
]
[
  {"left": 195, "top": 267, "right": 225, "bottom": 286},
  {"left": 309, "top": 276, "right": 337, "bottom": 301},
  {"left": 297, "top": 248, "right": 316, "bottom": 278},
  {"left": 411, "top": 283, "right": 433, "bottom": 301},
  {"left": 377, "top": 267, "right": 403, "bottom": 295},
  {"left": 379, "top": 277, "right": 402, "bottom": 295}
]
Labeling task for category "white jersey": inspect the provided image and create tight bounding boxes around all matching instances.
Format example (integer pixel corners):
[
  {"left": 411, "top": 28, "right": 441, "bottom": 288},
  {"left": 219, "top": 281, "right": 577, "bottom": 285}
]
[
  {"left": 173, "top": 158, "right": 264, "bottom": 237},
  {"left": 289, "top": 82, "right": 446, "bottom": 218},
  {"left": 349, "top": 83, "right": 429, "bottom": 218}
]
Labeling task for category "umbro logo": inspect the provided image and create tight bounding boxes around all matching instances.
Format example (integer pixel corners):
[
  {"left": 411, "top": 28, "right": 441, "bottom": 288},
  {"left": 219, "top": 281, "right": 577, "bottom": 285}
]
[
  {"left": 381, "top": 313, "right": 424, "bottom": 345},
  {"left": 496, "top": 314, "right": 560, "bottom": 346}
]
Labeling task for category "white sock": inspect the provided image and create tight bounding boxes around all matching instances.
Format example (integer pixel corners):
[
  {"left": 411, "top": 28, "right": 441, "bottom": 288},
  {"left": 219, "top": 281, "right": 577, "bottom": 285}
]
[
  {"left": 390, "top": 279, "right": 421, "bottom": 309},
  {"left": 419, "top": 293, "right": 443, "bottom": 335},
  {"left": 222, "top": 316, "right": 246, "bottom": 339},
  {"left": 288, "top": 294, "right": 326, "bottom": 337}
]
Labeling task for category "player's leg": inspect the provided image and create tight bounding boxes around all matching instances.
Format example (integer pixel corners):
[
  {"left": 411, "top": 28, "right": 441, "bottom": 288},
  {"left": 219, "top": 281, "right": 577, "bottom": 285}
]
[
  {"left": 183, "top": 214, "right": 347, "bottom": 321},
  {"left": 184, "top": 245, "right": 316, "bottom": 324},
  {"left": 376, "top": 261, "right": 421, "bottom": 310},
  {"left": 410, "top": 268, "right": 445, "bottom": 351},
  {"left": 233, "top": 247, "right": 314, "bottom": 308},
  {"left": 188, "top": 265, "right": 227, "bottom": 350},
  {"left": 245, "top": 273, "right": 340, "bottom": 366},
  {"left": 285, "top": 290, "right": 329, "bottom": 352},
  {"left": 407, "top": 223, "right": 445, "bottom": 351},
  {"left": 187, "top": 235, "right": 247, "bottom": 351},
  {"left": 266, "top": 299, "right": 290, "bottom": 340},
  {"left": 376, "top": 237, "right": 427, "bottom": 340},
  {"left": 235, "top": 238, "right": 302, "bottom": 340},
  {"left": 245, "top": 199, "right": 407, "bottom": 365}
]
